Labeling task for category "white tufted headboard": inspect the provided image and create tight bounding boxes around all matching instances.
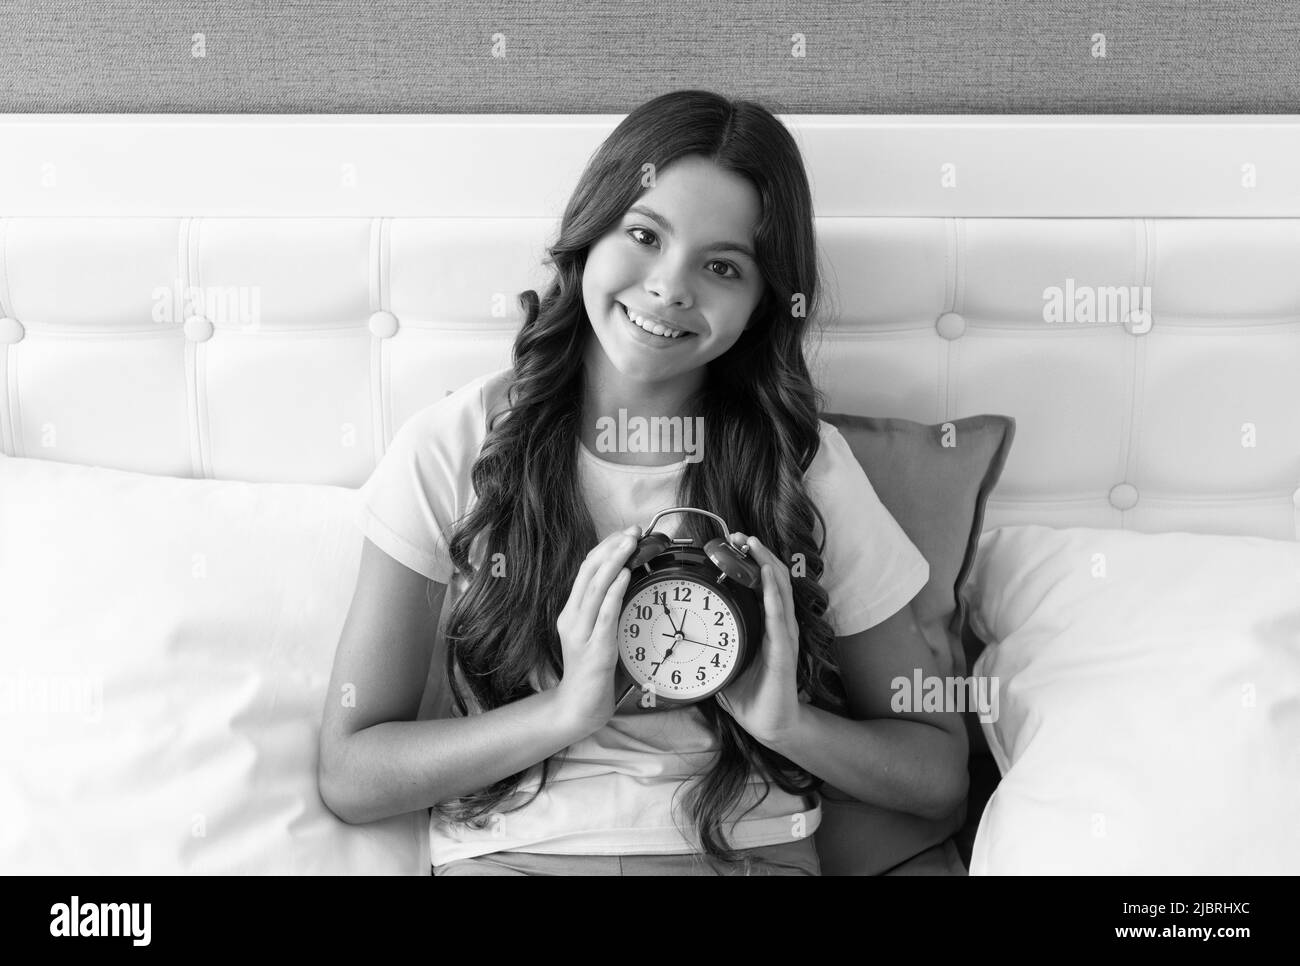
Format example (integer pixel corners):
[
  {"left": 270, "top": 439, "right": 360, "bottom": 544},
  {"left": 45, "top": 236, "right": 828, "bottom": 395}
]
[{"left": 1, "top": 115, "right": 1297, "bottom": 542}]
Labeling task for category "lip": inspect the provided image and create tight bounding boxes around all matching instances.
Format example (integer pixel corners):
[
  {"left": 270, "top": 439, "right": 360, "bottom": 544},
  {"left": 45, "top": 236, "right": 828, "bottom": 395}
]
[
  {"left": 617, "top": 302, "right": 701, "bottom": 337},
  {"left": 618, "top": 303, "right": 693, "bottom": 348}
]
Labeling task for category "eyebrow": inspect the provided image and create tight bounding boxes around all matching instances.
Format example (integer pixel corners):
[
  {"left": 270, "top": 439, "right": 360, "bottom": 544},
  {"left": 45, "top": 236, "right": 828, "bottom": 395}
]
[{"left": 625, "top": 205, "right": 757, "bottom": 263}]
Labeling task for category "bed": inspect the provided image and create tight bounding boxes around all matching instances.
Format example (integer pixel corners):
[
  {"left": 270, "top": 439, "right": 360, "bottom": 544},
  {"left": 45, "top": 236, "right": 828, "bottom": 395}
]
[{"left": 1, "top": 114, "right": 1297, "bottom": 875}]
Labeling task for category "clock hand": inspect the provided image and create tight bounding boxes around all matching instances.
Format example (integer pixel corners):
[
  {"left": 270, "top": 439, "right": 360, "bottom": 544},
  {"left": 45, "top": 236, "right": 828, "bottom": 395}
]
[
  {"left": 660, "top": 633, "right": 727, "bottom": 652},
  {"left": 662, "top": 602, "right": 681, "bottom": 634},
  {"left": 651, "top": 634, "right": 680, "bottom": 679}
]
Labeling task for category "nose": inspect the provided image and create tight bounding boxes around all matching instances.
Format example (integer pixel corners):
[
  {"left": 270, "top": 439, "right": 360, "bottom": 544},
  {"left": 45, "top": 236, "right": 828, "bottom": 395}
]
[
  {"left": 645, "top": 265, "right": 693, "bottom": 310},
  {"left": 645, "top": 285, "right": 691, "bottom": 311}
]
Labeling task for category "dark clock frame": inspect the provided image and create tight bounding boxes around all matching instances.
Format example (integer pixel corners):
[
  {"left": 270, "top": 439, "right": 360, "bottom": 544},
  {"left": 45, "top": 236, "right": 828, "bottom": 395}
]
[{"left": 613, "top": 544, "right": 765, "bottom": 714}]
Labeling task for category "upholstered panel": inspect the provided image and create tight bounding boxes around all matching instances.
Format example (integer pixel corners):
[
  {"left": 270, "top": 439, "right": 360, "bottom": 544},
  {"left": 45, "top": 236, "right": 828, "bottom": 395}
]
[
  {"left": 2, "top": 116, "right": 1298, "bottom": 542},
  {"left": 1, "top": 213, "right": 1297, "bottom": 538},
  {"left": 806, "top": 216, "right": 1300, "bottom": 540}
]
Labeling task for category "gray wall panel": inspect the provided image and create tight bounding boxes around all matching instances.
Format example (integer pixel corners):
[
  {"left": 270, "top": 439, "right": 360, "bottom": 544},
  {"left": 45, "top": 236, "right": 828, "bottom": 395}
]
[{"left": 0, "top": 0, "right": 1296, "bottom": 113}]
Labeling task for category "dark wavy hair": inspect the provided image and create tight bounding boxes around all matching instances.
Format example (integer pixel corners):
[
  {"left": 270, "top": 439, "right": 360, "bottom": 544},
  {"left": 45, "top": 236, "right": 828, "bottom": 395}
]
[{"left": 432, "top": 89, "right": 845, "bottom": 861}]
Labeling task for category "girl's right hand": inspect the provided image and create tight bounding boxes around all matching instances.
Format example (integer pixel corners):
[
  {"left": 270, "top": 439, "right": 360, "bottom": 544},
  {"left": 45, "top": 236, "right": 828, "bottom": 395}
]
[{"left": 554, "top": 524, "right": 641, "bottom": 735}]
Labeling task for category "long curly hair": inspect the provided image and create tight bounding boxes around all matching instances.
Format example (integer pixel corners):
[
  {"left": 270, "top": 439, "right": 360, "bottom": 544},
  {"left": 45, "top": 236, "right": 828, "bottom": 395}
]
[{"left": 432, "top": 89, "right": 844, "bottom": 861}]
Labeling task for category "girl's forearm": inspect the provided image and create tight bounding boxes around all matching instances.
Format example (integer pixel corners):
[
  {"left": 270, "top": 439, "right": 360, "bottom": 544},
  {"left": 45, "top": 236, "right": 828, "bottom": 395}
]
[
  {"left": 319, "top": 686, "right": 589, "bottom": 825},
  {"left": 764, "top": 704, "right": 969, "bottom": 820}
]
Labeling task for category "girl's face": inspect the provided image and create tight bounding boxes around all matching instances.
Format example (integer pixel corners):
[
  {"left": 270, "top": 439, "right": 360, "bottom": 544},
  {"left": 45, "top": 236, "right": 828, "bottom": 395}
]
[{"left": 581, "top": 155, "right": 765, "bottom": 395}]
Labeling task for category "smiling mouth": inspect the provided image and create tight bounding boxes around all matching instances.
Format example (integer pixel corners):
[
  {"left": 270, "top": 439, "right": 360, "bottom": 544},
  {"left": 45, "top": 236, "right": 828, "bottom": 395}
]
[{"left": 617, "top": 302, "right": 697, "bottom": 341}]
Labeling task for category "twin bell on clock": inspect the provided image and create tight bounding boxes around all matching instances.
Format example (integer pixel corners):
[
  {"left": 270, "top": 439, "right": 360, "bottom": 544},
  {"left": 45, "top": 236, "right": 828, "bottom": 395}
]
[{"left": 612, "top": 507, "right": 766, "bottom": 714}]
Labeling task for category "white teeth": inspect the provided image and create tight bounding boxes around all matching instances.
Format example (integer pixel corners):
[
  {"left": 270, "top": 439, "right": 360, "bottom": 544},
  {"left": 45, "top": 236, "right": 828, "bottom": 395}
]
[{"left": 622, "top": 303, "right": 687, "bottom": 339}]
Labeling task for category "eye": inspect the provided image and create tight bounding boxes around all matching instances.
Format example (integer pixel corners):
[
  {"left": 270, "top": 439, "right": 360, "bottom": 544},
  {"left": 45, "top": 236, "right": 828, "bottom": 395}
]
[{"left": 625, "top": 228, "right": 743, "bottom": 280}]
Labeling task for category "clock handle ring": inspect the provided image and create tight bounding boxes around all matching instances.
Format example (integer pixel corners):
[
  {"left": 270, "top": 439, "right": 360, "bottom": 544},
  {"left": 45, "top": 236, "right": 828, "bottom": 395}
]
[{"left": 642, "top": 506, "right": 744, "bottom": 552}]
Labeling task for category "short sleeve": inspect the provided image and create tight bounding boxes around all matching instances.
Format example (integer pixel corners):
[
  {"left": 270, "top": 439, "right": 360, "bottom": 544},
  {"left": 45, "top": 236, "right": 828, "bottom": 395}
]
[
  {"left": 355, "top": 373, "right": 500, "bottom": 584},
  {"left": 805, "top": 422, "right": 930, "bottom": 637}
]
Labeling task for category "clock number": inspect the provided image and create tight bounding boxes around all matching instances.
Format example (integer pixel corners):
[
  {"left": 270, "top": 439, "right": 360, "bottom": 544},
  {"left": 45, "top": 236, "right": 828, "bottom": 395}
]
[
  {"left": 634, "top": 647, "right": 645, "bottom": 661},
  {"left": 650, "top": 662, "right": 661, "bottom": 674},
  {"left": 673, "top": 586, "right": 692, "bottom": 602},
  {"left": 653, "top": 590, "right": 667, "bottom": 605},
  {"left": 629, "top": 624, "right": 640, "bottom": 638},
  {"left": 671, "top": 669, "right": 681, "bottom": 685},
  {"left": 714, "top": 612, "right": 724, "bottom": 626},
  {"left": 719, "top": 632, "right": 730, "bottom": 646},
  {"left": 696, "top": 666, "right": 707, "bottom": 682},
  {"left": 635, "top": 605, "right": 652, "bottom": 620},
  {"left": 711, "top": 654, "right": 721, "bottom": 667},
  {"left": 704, "top": 594, "right": 711, "bottom": 610}
]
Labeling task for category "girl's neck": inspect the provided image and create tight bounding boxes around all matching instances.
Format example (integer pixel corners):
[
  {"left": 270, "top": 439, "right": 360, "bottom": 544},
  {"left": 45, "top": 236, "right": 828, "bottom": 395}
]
[{"left": 579, "top": 365, "right": 705, "bottom": 468}]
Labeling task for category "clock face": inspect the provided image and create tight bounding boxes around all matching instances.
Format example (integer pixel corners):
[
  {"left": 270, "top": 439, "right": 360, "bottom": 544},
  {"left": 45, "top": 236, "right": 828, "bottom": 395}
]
[{"left": 617, "top": 575, "right": 743, "bottom": 702}]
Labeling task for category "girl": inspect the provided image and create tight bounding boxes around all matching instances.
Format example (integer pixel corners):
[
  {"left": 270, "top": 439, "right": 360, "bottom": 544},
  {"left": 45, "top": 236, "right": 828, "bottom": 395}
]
[{"left": 318, "top": 90, "right": 968, "bottom": 876}]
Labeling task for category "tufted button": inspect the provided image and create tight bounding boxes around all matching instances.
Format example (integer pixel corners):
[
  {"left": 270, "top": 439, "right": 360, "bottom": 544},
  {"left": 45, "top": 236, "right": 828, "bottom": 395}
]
[
  {"left": 1124, "top": 309, "right": 1152, "bottom": 336},
  {"left": 368, "top": 310, "right": 399, "bottom": 339},
  {"left": 1109, "top": 482, "right": 1139, "bottom": 511},
  {"left": 0, "top": 317, "right": 24, "bottom": 344},
  {"left": 935, "top": 311, "right": 966, "bottom": 340},
  {"left": 184, "top": 315, "right": 214, "bottom": 342}
]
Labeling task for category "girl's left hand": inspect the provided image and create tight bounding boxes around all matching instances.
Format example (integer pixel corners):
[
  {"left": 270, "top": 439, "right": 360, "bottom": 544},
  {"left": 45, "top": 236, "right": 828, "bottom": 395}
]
[{"left": 715, "top": 532, "right": 802, "bottom": 747}]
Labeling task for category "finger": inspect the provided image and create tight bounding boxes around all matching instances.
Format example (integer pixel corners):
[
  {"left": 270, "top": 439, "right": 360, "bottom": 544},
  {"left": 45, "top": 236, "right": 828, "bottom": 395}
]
[
  {"left": 749, "top": 537, "right": 794, "bottom": 590},
  {"left": 744, "top": 535, "right": 777, "bottom": 564},
  {"left": 758, "top": 559, "right": 799, "bottom": 657},
  {"left": 561, "top": 553, "right": 603, "bottom": 623},
  {"left": 570, "top": 529, "right": 630, "bottom": 600},
  {"left": 761, "top": 563, "right": 785, "bottom": 632},
  {"left": 753, "top": 543, "right": 799, "bottom": 644},
  {"left": 753, "top": 541, "right": 797, "bottom": 640},
  {"left": 594, "top": 567, "right": 632, "bottom": 637},
  {"left": 748, "top": 537, "right": 792, "bottom": 596},
  {"left": 575, "top": 527, "right": 637, "bottom": 591},
  {"left": 577, "top": 531, "right": 638, "bottom": 625},
  {"left": 742, "top": 535, "right": 781, "bottom": 596},
  {"left": 562, "top": 528, "right": 638, "bottom": 626},
  {"left": 744, "top": 539, "right": 790, "bottom": 627}
]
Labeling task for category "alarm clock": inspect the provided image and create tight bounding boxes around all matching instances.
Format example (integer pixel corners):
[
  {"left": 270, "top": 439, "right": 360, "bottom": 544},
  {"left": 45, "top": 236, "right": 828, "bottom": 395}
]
[{"left": 611, "top": 507, "right": 765, "bottom": 714}]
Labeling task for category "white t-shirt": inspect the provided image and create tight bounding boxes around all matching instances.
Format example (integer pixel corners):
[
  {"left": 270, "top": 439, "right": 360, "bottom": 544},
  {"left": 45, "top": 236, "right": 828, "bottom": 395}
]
[{"left": 356, "top": 367, "right": 930, "bottom": 865}]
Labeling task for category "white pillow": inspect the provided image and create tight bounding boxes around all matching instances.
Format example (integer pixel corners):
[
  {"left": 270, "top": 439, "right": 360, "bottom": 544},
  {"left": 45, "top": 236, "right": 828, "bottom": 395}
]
[
  {"left": 0, "top": 454, "right": 426, "bottom": 874},
  {"left": 965, "top": 524, "right": 1300, "bottom": 875}
]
